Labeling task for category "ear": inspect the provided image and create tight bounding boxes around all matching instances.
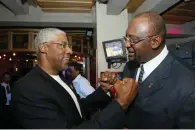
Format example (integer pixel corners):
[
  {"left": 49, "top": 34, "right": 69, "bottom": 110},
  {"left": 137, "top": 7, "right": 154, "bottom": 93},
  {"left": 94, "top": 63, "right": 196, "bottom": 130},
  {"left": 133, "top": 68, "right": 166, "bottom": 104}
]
[
  {"left": 39, "top": 44, "right": 48, "bottom": 53},
  {"left": 150, "top": 36, "right": 162, "bottom": 49}
]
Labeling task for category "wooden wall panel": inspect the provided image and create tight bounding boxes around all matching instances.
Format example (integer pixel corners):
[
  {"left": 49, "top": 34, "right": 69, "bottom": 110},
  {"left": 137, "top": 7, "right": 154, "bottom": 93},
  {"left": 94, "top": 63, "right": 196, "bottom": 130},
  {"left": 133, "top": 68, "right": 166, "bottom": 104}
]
[
  {"left": 42, "top": 8, "right": 91, "bottom": 13},
  {"left": 36, "top": 0, "right": 95, "bottom": 13},
  {"left": 162, "top": 1, "right": 195, "bottom": 24},
  {"left": 126, "top": 0, "right": 145, "bottom": 13}
]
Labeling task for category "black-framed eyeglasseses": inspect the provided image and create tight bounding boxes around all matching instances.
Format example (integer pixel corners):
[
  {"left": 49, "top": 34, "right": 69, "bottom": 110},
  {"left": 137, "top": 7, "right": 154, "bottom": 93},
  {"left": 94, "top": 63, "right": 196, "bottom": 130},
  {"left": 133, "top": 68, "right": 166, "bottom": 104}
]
[
  {"left": 51, "top": 40, "right": 72, "bottom": 49},
  {"left": 123, "top": 35, "right": 158, "bottom": 44}
]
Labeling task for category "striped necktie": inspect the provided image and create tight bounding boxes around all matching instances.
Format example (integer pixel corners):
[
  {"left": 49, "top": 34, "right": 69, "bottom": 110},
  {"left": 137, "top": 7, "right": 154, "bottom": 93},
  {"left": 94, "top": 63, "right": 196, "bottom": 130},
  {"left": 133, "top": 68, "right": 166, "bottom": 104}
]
[{"left": 138, "top": 65, "right": 144, "bottom": 83}]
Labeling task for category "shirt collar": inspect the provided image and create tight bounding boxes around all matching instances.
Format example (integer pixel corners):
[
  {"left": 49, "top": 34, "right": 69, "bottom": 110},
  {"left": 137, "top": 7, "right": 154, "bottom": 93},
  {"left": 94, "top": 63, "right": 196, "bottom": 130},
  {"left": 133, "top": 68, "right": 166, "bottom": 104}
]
[
  {"left": 1, "top": 82, "right": 9, "bottom": 87},
  {"left": 73, "top": 74, "right": 81, "bottom": 83},
  {"left": 142, "top": 45, "right": 169, "bottom": 76}
]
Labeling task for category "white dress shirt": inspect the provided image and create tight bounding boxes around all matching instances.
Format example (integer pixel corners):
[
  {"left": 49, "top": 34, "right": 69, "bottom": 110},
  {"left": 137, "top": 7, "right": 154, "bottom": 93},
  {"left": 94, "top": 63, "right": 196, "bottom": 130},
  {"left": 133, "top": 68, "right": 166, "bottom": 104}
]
[
  {"left": 136, "top": 45, "right": 169, "bottom": 82},
  {"left": 72, "top": 74, "right": 95, "bottom": 98},
  {"left": 1, "top": 82, "right": 11, "bottom": 105},
  {"left": 51, "top": 75, "right": 82, "bottom": 118}
]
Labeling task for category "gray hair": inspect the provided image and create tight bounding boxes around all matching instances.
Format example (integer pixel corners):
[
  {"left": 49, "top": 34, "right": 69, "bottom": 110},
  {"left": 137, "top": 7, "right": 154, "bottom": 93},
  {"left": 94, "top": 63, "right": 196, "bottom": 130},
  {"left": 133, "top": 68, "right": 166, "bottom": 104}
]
[{"left": 34, "top": 28, "right": 65, "bottom": 58}]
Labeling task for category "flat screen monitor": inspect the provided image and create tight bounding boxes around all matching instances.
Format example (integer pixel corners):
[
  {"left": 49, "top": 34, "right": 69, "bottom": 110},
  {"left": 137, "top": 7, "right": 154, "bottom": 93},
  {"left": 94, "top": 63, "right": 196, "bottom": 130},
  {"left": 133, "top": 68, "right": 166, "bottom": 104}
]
[{"left": 102, "top": 38, "right": 127, "bottom": 63}]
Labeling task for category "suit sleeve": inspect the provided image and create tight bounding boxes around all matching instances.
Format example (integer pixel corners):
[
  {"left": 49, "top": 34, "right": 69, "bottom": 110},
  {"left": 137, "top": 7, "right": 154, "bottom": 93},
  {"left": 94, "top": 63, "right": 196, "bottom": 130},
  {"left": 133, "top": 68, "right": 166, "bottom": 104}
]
[
  {"left": 11, "top": 84, "right": 125, "bottom": 129},
  {"left": 11, "top": 84, "right": 68, "bottom": 128},
  {"left": 80, "top": 87, "right": 112, "bottom": 113},
  {"left": 74, "top": 100, "right": 125, "bottom": 129},
  {"left": 122, "top": 63, "right": 130, "bottom": 78},
  {"left": 176, "top": 91, "right": 195, "bottom": 129},
  {"left": 122, "top": 62, "right": 137, "bottom": 79}
]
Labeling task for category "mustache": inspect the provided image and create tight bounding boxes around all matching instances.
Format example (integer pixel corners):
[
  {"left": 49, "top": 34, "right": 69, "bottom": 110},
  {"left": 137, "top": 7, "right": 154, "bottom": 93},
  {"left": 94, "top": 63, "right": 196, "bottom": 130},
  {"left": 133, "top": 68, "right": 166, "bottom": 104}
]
[{"left": 126, "top": 46, "right": 136, "bottom": 53}]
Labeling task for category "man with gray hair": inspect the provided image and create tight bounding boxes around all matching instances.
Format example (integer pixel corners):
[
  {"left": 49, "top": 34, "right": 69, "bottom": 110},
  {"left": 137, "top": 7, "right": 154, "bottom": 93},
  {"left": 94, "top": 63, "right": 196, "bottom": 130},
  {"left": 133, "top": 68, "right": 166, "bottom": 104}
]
[{"left": 11, "top": 28, "right": 138, "bottom": 129}]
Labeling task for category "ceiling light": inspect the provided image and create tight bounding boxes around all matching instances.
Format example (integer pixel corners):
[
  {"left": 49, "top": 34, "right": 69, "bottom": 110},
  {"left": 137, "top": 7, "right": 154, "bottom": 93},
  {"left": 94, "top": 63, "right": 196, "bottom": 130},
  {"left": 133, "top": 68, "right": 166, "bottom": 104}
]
[{"left": 13, "top": 52, "right": 16, "bottom": 56}]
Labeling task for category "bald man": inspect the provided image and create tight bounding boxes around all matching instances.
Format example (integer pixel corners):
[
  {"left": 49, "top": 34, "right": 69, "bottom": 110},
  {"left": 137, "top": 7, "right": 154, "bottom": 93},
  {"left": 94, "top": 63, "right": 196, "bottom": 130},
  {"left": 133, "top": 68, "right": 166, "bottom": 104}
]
[{"left": 123, "top": 12, "right": 194, "bottom": 129}]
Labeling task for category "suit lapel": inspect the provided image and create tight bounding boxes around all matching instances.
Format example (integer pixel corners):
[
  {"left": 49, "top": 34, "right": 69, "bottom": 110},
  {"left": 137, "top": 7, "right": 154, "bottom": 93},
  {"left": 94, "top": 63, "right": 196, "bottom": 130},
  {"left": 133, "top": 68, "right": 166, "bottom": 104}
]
[
  {"left": 34, "top": 66, "right": 83, "bottom": 120},
  {"left": 138, "top": 53, "right": 174, "bottom": 98},
  {"left": 60, "top": 77, "right": 81, "bottom": 101},
  {"left": 60, "top": 76, "right": 86, "bottom": 119},
  {"left": 60, "top": 77, "right": 76, "bottom": 94},
  {"left": 133, "top": 68, "right": 138, "bottom": 80}
]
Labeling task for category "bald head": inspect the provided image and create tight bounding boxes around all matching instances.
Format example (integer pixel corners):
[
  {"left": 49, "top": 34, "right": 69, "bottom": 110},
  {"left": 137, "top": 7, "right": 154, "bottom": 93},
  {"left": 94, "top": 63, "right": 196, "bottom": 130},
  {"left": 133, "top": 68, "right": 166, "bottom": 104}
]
[
  {"left": 125, "top": 12, "right": 167, "bottom": 63},
  {"left": 129, "top": 11, "right": 167, "bottom": 45}
]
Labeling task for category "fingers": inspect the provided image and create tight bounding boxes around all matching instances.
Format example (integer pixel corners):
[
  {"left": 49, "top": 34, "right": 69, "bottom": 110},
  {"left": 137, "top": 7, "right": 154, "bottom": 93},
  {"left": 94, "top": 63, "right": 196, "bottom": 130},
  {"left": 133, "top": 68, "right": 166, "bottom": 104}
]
[
  {"left": 122, "top": 77, "right": 130, "bottom": 82},
  {"left": 114, "top": 79, "right": 121, "bottom": 85},
  {"left": 125, "top": 78, "right": 138, "bottom": 98},
  {"left": 99, "top": 71, "right": 117, "bottom": 84},
  {"left": 99, "top": 72, "right": 137, "bottom": 87},
  {"left": 121, "top": 78, "right": 138, "bottom": 96},
  {"left": 126, "top": 78, "right": 138, "bottom": 90},
  {"left": 113, "top": 79, "right": 122, "bottom": 92},
  {"left": 115, "top": 78, "right": 134, "bottom": 87},
  {"left": 121, "top": 78, "right": 135, "bottom": 86},
  {"left": 99, "top": 81, "right": 113, "bottom": 88},
  {"left": 134, "top": 80, "right": 138, "bottom": 89}
]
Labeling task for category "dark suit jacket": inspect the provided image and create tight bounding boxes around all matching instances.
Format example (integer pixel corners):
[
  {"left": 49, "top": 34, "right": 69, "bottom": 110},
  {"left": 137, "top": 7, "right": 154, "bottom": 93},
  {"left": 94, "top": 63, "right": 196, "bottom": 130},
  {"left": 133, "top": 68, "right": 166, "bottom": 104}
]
[
  {"left": 122, "top": 60, "right": 139, "bottom": 79},
  {"left": 123, "top": 53, "right": 195, "bottom": 129},
  {"left": 11, "top": 65, "right": 125, "bottom": 129}
]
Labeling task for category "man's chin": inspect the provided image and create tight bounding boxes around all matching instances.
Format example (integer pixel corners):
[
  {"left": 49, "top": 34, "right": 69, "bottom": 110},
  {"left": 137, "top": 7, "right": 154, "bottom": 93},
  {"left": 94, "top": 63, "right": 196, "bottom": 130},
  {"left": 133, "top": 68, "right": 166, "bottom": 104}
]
[
  {"left": 60, "top": 64, "right": 68, "bottom": 71},
  {"left": 128, "top": 56, "right": 135, "bottom": 61}
]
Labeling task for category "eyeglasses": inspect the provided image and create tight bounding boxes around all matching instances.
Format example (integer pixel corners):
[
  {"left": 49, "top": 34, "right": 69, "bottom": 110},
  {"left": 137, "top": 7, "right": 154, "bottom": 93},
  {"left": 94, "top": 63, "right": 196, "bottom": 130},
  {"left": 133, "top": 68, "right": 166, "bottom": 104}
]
[
  {"left": 123, "top": 35, "right": 158, "bottom": 44},
  {"left": 51, "top": 41, "right": 71, "bottom": 49}
]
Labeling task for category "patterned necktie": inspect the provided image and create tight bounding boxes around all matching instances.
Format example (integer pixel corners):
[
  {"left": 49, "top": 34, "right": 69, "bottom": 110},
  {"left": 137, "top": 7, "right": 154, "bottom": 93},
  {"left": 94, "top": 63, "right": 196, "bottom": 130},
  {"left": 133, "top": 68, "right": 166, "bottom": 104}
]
[{"left": 138, "top": 65, "right": 144, "bottom": 83}]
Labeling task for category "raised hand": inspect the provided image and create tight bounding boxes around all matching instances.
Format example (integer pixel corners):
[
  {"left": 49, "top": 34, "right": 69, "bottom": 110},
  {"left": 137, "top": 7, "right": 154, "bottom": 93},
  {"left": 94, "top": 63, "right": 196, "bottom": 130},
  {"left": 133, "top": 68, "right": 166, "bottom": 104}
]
[
  {"left": 98, "top": 71, "right": 117, "bottom": 92},
  {"left": 114, "top": 78, "right": 138, "bottom": 110}
]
